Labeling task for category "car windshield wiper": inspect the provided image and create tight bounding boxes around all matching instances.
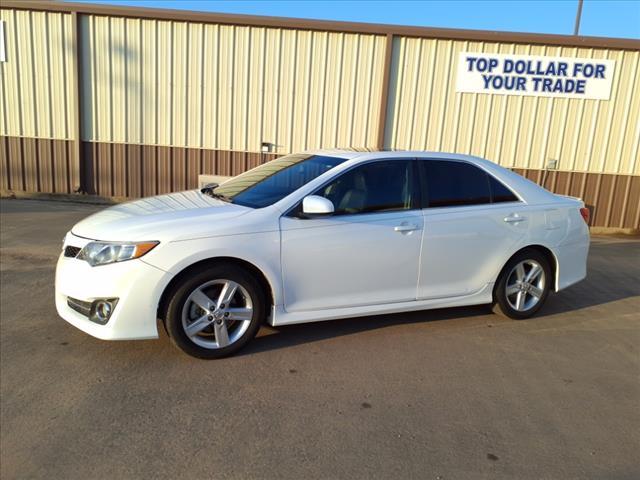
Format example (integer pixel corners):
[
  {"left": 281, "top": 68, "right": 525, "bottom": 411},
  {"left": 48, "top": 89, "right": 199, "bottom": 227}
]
[{"left": 200, "top": 183, "right": 232, "bottom": 203}]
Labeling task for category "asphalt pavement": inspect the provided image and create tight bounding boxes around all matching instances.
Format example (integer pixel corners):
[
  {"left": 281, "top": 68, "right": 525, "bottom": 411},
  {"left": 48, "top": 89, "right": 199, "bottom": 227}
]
[{"left": 1, "top": 198, "right": 639, "bottom": 479}]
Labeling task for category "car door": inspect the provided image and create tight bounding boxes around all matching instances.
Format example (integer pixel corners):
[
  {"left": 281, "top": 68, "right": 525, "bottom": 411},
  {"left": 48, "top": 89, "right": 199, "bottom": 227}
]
[
  {"left": 279, "top": 159, "right": 424, "bottom": 312},
  {"left": 417, "top": 159, "right": 528, "bottom": 299}
]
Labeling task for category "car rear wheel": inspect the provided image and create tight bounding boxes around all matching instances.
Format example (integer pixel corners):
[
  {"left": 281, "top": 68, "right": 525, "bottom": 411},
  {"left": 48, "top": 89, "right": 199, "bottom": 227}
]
[
  {"left": 493, "top": 249, "right": 551, "bottom": 320},
  {"left": 165, "top": 264, "right": 266, "bottom": 359}
]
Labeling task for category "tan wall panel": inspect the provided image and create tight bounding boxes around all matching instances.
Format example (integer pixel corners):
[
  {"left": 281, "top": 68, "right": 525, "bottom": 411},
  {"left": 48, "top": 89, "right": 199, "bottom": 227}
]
[
  {"left": 81, "top": 15, "right": 387, "bottom": 154},
  {"left": 386, "top": 37, "right": 640, "bottom": 176},
  {"left": 0, "top": 8, "right": 74, "bottom": 140}
]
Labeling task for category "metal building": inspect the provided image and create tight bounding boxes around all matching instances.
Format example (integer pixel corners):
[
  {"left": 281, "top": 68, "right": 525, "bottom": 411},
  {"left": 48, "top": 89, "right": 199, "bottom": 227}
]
[{"left": 1, "top": 1, "right": 639, "bottom": 230}]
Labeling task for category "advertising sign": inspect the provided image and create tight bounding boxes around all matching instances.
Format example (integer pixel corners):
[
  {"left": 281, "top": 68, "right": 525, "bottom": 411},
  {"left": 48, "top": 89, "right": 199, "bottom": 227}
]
[{"left": 456, "top": 52, "right": 615, "bottom": 100}]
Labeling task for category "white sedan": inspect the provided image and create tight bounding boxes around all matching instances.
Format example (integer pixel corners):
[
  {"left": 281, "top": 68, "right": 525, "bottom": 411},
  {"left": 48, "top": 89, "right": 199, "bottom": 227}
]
[{"left": 55, "top": 150, "right": 590, "bottom": 358}]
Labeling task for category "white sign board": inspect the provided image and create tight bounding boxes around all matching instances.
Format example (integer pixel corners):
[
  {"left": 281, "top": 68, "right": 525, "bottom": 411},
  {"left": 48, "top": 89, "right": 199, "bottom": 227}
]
[{"left": 456, "top": 52, "right": 615, "bottom": 100}]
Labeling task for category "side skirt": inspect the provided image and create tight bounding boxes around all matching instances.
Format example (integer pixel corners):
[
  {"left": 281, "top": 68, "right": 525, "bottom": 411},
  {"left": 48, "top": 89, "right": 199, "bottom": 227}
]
[{"left": 269, "top": 284, "right": 494, "bottom": 327}]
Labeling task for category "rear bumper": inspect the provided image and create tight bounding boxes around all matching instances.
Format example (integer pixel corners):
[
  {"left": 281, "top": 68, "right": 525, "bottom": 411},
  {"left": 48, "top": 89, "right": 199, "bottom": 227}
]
[
  {"left": 553, "top": 228, "right": 590, "bottom": 292},
  {"left": 55, "top": 236, "right": 172, "bottom": 340}
]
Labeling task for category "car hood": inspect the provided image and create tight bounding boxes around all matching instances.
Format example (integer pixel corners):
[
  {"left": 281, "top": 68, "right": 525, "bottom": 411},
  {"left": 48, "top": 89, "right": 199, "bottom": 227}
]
[{"left": 72, "top": 190, "right": 252, "bottom": 241}]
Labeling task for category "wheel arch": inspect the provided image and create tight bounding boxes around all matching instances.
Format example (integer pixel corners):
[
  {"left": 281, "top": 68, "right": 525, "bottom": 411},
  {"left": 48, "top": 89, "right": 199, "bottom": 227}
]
[
  {"left": 157, "top": 256, "right": 276, "bottom": 325},
  {"left": 494, "top": 244, "right": 559, "bottom": 296}
]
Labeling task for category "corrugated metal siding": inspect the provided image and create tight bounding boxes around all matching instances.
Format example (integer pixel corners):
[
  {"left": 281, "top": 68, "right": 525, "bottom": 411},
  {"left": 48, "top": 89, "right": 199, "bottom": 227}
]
[
  {"left": 0, "top": 8, "right": 75, "bottom": 140},
  {"left": 385, "top": 37, "right": 640, "bottom": 176},
  {"left": 0, "top": 136, "right": 78, "bottom": 193},
  {"left": 81, "top": 15, "right": 387, "bottom": 154},
  {"left": 82, "top": 141, "right": 276, "bottom": 197}
]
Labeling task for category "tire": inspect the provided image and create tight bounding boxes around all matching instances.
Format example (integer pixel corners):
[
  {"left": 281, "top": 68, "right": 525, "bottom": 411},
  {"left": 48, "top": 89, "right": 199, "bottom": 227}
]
[
  {"left": 492, "top": 249, "right": 552, "bottom": 320},
  {"left": 164, "top": 263, "right": 266, "bottom": 359}
]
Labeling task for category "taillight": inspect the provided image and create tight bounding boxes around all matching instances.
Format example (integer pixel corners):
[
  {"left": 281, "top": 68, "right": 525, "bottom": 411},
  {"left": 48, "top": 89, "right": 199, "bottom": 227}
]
[{"left": 579, "top": 207, "right": 590, "bottom": 224}]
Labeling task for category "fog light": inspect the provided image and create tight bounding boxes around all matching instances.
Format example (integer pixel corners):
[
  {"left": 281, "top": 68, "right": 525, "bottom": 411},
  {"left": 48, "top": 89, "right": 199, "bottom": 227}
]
[
  {"left": 95, "top": 301, "right": 112, "bottom": 320},
  {"left": 89, "top": 298, "right": 118, "bottom": 325}
]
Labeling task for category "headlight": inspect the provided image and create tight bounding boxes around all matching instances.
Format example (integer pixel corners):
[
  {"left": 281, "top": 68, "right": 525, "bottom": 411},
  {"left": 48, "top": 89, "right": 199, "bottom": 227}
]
[{"left": 77, "top": 241, "right": 159, "bottom": 266}]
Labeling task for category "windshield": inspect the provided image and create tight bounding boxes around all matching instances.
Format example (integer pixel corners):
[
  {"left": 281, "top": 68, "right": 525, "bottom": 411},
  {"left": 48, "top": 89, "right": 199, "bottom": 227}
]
[{"left": 211, "top": 153, "right": 348, "bottom": 208}]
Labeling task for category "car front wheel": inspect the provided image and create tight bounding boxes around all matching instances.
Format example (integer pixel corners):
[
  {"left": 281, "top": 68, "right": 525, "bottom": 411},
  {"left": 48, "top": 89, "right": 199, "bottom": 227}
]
[
  {"left": 165, "top": 264, "right": 266, "bottom": 359},
  {"left": 493, "top": 249, "right": 551, "bottom": 320}
]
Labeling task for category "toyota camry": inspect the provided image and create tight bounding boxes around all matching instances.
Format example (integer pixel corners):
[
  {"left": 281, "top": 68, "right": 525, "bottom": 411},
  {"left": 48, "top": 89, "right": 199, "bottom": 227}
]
[{"left": 55, "top": 150, "right": 590, "bottom": 358}]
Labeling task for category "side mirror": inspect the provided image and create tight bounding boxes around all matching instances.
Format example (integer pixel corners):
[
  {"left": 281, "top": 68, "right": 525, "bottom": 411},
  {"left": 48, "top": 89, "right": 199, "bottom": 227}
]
[{"left": 301, "top": 195, "right": 334, "bottom": 217}]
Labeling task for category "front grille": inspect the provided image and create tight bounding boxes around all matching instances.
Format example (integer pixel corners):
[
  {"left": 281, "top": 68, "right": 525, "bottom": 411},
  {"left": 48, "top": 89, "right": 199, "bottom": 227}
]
[
  {"left": 67, "top": 297, "right": 92, "bottom": 317},
  {"left": 64, "top": 246, "right": 81, "bottom": 258}
]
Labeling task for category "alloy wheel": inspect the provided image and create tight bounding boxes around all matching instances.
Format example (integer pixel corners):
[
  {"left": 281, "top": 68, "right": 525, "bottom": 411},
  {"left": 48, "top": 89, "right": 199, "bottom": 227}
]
[
  {"left": 504, "top": 259, "right": 546, "bottom": 312},
  {"left": 181, "top": 279, "right": 253, "bottom": 349}
]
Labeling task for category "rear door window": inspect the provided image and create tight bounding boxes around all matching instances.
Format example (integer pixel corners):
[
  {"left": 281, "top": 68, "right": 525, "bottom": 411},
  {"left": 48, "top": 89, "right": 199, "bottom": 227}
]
[{"left": 422, "top": 160, "right": 491, "bottom": 207}]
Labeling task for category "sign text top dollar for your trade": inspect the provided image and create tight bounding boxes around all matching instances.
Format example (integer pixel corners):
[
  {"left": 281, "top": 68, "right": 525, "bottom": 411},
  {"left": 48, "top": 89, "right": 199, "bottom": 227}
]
[{"left": 455, "top": 52, "right": 615, "bottom": 100}]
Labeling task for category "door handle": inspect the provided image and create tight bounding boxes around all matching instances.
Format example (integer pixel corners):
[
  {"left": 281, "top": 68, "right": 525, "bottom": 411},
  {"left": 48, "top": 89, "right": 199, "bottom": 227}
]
[
  {"left": 504, "top": 214, "right": 527, "bottom": 223},
  {"left": 394, "top": 224, "right": 420, "bottom": 232}
]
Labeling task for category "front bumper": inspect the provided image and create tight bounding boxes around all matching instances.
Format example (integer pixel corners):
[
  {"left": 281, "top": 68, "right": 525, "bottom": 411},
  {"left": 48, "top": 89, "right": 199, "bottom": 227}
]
[{"left": 55, "top": 234, "right": 172, "bottom": 340}]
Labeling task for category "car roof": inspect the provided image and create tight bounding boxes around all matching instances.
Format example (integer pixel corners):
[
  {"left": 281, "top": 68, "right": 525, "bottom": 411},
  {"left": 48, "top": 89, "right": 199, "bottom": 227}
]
[{"left": 306, "top": 148, "right": 493, "bottom": 164}]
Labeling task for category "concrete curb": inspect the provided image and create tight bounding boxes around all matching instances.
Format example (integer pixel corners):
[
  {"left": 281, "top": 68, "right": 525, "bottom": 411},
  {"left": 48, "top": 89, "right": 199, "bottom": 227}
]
[
  {"left": 589, "top": 226, "right": 639, "bottom": 236},
  {"left": 1, "top": 190, "right": 121, "bottom": 205}
]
